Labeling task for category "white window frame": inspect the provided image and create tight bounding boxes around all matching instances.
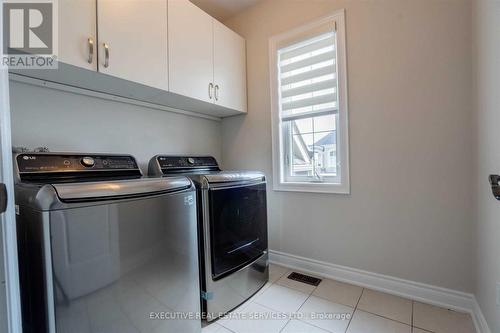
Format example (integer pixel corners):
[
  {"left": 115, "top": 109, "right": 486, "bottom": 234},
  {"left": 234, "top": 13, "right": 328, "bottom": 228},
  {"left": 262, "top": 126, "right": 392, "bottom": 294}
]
[{"left": 269, "top": 9, "right": 350, "bottom": 194}]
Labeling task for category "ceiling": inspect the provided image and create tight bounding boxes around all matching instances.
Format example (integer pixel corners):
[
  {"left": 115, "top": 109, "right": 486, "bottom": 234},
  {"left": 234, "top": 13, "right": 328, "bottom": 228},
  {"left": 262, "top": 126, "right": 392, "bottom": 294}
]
[{"left": 190, "top": 0, "right": 262, "bottom": 21}]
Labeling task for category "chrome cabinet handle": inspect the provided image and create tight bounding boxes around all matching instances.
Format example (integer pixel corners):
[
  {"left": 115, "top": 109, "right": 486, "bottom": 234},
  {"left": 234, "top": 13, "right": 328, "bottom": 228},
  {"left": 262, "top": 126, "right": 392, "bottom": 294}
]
[
  {"left": 87, "top": 37, "right": 94, "bottom": 64},
  {"left": 214, "top": 84, "right": 219, "bottom": 101},
  {"left": 208, "top": 83, "right": 214, "bottom": 99},
  {"left": 103, "top": 43, "right": 109, "bottom": 68}
]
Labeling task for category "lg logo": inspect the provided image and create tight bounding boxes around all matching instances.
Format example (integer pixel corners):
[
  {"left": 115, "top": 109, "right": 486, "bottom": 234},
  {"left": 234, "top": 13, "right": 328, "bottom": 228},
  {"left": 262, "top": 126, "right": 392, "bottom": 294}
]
[{"left": 3, "top": 2, "right": 53, "bottom": 55}]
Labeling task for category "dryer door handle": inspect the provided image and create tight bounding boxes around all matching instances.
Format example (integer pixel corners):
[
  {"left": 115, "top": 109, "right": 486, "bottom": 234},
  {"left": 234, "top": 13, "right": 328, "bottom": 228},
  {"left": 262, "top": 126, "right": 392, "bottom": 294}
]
[{"left": 0, "top": 183, "right": 7, "bottom": 213}]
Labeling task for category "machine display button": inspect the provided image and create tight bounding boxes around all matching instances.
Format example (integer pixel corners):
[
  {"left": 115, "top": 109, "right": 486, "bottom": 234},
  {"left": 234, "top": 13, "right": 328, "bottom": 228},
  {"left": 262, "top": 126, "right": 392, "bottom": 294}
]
[{"left": 81, "top": 157, "right": 95, "bottom": 167}]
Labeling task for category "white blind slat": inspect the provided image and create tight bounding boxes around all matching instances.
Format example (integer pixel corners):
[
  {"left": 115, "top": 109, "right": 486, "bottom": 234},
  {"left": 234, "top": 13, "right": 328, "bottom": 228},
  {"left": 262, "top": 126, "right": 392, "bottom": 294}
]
[
  {"left": 280, "top": 65, "right": 334, "bottom": 86},
  {"left": 280, "top": 35, "right": 335, "bottom": 61},
  {"left": 281, "top": 79, "right": 336, "bottom": 98},
  {"left": 280, "top": 50, "right": 336, "bottom": 73},
  {"left": 282, "top": 93, "right": 337, "bottom": 111}
]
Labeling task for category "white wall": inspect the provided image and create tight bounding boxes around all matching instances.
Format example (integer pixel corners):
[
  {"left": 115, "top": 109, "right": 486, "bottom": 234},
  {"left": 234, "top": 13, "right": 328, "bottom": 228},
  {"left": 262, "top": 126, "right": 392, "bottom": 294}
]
[
  {"left": 474, "top": 0, "right": 500, "bottom": 330},
  {"left": 222, "top": 0, "right": 474, "bottom": 292},
  {"left": 9, "top": 81, "right": 222, "bottom": 172}
]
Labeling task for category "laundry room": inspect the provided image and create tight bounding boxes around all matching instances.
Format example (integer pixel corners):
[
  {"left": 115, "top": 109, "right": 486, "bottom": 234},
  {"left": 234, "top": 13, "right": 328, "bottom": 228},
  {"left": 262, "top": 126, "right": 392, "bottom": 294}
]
[{"left": 0, "top": 0, "right": 499, "bottom": 333}]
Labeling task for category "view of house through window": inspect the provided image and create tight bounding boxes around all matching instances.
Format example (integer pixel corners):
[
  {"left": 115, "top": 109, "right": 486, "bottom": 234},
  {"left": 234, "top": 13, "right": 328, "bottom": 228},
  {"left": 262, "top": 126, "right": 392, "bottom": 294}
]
[
  {"left": 289, "top": 114, "right": 338, "bottom": 179},
  {"left": 277, "top": 28, "right": 342, "bottom": 184}
]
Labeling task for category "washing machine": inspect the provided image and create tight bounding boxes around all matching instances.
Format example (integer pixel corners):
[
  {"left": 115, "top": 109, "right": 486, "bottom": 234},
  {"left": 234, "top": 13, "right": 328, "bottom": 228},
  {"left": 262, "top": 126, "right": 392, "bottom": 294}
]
[
  {"left": 149, "top": 155, "right": 269, "bottom": 321},
  {"left": 15, "top": 152, "right": 200, "bottom": 333}
]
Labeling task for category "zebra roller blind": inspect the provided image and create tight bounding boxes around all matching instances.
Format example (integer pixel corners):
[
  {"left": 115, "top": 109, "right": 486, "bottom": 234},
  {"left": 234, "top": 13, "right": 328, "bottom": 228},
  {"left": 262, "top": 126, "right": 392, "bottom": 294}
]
[{"left": 278, "top": 31, "right": 338, "bottom": 122}]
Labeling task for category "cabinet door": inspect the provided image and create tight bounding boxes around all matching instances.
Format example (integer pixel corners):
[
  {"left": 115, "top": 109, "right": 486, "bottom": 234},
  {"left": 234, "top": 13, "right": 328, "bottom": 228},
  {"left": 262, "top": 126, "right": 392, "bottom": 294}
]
[
  {"left": 58, "top": 0, "right": 97, "bottom": 70},
  {"left": 214, "top": 21, "right": 247, "bottom": 113},
  {"left": 97, "top": 0, "right": 168, "bottom": 90},
  {"left": 168, "top": 0, "right": 214, "bottom": 103}
]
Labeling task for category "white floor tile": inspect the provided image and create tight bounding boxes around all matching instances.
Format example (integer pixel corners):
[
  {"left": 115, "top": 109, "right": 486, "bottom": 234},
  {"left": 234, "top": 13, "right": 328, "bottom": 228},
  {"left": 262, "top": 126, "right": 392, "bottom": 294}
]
[
  {"left": 248, "top": 281, "right": 273, "bottom": 303},
  {"left": 357, "top": 289, "right": 412, "bottom": 324},
  {"left": 202, "top": 322, "right": 234, "bottom": 333},
  {"left": 276, "top": 270, "right": 318, "bottom": 294},
  {"left": 56, "top": 310, "right": 91, "bottom": 333},
  {"left": 218, "top": 302, "right": 288, "bottom": 333},
  {"left": 254, "top": 284, "right": 309, "bottom": 313},
  {"left": 269, "top": 264, "right": 288, "bottom": 283},
  {"left": 151, "top": 318, "right": 201, "bottom": 333},
  {"left": 413, "top": 302, "right": 476, "bottom": 333},
  {"left": 298, "top": 295, "right": 354, "bottom": 333},
  {"left": 346, "top": 310, "right": 411, "bottom": 333},
  {"left": 312, "top": 279, "right": 363, "bottom": 307},
  {"left": 92, "top": 318, "right": 139, "bottom": 333},
  {"left": 412, "top": 328, "right": 432, "bottom": 333},
  {"left": 87, "top": 298, "right": 128, "bottom": 330},
  {"left": 281, "top": 319, "right": 330, "bottom": 333}
]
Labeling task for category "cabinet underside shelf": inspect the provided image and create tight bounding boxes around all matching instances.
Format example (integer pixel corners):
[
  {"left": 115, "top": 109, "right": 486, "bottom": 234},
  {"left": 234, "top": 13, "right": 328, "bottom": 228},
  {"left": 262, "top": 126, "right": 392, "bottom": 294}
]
[{"left": 9, "top": 62, "right": 245, "bottom": 119}]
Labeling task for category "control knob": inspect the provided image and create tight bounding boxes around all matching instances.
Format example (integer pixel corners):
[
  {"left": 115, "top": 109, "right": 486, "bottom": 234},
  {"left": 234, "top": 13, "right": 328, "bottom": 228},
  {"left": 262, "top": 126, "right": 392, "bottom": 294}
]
[{"left": 81, "top": 157, "right": 95, "bottom": 168}]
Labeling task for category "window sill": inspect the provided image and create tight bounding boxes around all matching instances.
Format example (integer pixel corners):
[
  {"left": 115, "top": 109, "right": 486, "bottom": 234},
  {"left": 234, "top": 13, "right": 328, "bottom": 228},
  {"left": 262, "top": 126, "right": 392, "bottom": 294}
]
[{"left": 273, "top": 182, "right": 350, "bottom": 194}]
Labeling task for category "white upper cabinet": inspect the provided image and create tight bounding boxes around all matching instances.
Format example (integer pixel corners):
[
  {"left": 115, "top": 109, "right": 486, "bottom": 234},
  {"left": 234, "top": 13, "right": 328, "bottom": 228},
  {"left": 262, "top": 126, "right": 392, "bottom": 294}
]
[
  {"left": 213, "top": 20, "right": 247, "bottom": 113},
  {"left": 168, "top": 0, "right": 214, "bottom": 103},
  {"left": 29, "top": 0, "right": 247, "bottom": 117},
  {"left": 168, "top": 0, "right": 247, "bottom": 113},
  {"left": 97, "top": 0, "right": 169, "bottom": 91},
  {"left": 58, "top": 0, "right": 97, "bottom": 70}
]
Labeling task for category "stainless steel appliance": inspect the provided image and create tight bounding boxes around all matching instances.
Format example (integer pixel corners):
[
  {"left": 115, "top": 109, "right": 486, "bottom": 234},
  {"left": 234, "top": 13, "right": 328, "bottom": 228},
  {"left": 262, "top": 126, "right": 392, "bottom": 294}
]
[
  {"left": 14, "top": 153, "right": 200, "bottom": 333},
  {"left": 148, "top": 156, "right": 268, "bottom": 321}
]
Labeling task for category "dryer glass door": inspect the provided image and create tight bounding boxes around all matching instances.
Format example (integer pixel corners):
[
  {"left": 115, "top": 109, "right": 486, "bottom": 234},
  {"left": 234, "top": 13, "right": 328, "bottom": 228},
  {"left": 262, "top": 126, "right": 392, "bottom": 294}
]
[{"left": 208, "top": 182, "right": 267, "bottom": 280}]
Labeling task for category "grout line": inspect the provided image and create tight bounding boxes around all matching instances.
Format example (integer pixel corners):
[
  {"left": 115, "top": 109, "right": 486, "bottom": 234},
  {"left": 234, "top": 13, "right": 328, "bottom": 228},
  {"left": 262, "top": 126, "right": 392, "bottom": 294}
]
[
  {"left": 212, "top": 322, "right": 237, "bottom": 333},
  {"left": 257, "top": 268, "right": 309, "bottom": 333},
  {"left": 280, "top": 270, "right": 320, "bottom": 333},
  {"left": 344, "top": 288, "right": 364, "bottom": 332},
  {"left": 271, "top": 265, "right": 289, "bottom": 283},
  {"left": 411, "top": 301, "right": 414, "bottom": 331},
  {"left": 294, "top": 284, "right": 360, "bottom": 333},
  {"left": 278, "top": 267, "right": 364, "bottom": 333},
  {"left": 310, "top": 292, "right": 359, "bottom": 309},
  {"left": 345, "top": 304, "right": 420, "bottom": 333},
  {"left": 353, "top": 309, "right": 412, "bottom": 328}
]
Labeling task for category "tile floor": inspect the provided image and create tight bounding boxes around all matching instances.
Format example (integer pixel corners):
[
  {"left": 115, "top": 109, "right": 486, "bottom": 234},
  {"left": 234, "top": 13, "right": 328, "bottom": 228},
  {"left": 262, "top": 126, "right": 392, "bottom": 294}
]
[{"left": 203, "top": 264, "right": 476, "bottom": 333}]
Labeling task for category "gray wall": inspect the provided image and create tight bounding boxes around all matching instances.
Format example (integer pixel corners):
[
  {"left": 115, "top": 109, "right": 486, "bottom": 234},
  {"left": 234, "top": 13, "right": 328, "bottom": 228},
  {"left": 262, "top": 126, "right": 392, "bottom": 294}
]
[
  {"left": 9, "top": 81, "right": 222, "bottom": 172},
  {"left": 222, "top": 0, "right": 474, "bottom": 292},
  {"left": 474, "top": 0, "right": 500, "bottom": 330}
]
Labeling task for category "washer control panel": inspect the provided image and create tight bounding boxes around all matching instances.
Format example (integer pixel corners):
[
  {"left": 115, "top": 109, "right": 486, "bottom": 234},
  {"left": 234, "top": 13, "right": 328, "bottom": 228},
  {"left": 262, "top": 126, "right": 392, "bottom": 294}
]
[{"left": 17, "top": 153, "right": 139, "bottom": 174}]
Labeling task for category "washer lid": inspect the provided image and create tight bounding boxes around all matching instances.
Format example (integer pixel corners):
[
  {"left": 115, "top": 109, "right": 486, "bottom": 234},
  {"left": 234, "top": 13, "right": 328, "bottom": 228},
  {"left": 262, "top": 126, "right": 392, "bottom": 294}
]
[{"left": 53, "top": 177, "right": 192, "bottom": 202}]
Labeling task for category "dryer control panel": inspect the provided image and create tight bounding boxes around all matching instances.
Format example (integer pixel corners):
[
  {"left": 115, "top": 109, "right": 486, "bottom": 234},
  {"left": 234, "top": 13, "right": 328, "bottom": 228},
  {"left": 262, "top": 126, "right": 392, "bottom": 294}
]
[{"left": 149, "top": 155, "right": 220, "bottom": 176}]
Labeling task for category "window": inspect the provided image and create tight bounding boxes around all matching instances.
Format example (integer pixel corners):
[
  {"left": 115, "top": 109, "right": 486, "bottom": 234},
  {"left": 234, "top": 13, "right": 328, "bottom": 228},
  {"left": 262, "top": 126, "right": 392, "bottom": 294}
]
[{"left": 269, "top": 10, "right": 349, "bottom": 194}]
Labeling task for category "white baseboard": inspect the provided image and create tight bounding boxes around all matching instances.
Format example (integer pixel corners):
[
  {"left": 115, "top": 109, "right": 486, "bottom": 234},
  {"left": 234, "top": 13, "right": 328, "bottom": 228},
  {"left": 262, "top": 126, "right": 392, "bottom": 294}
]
[
  {"left": 269, "top": 250, "right": 490, "bottom": 333},
  {"left": 472, "top": 298, "right": 492, "bottom": 333}
]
